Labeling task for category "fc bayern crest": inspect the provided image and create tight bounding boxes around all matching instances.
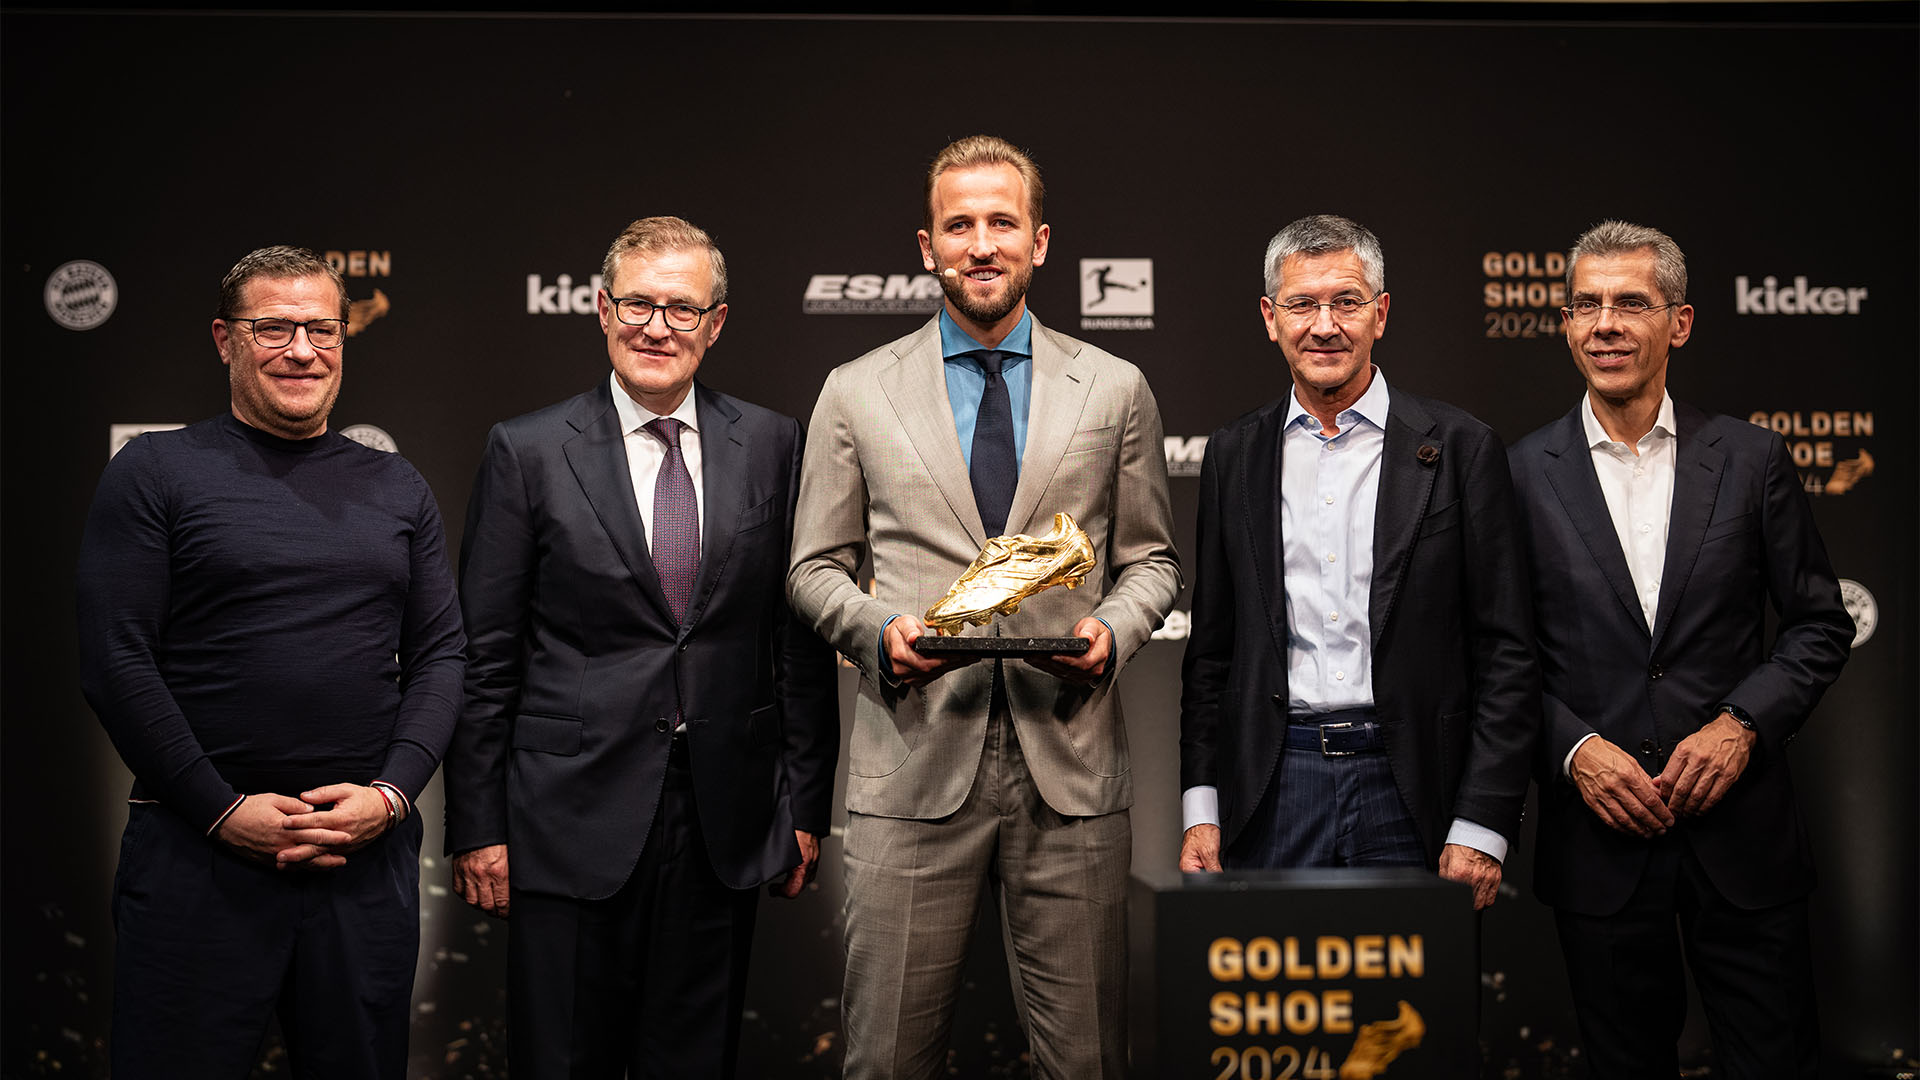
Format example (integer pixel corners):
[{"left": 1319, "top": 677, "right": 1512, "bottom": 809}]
[
  {"left": 44, "top": 260, "right": 118, "bottom": 330},
  {"left": 339, "top": 424, "right": 399, "bottom": 453}
]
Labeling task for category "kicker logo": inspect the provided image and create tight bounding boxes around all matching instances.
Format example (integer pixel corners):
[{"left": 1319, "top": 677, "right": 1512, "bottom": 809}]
[
  {"left": 804, "top": 274, "right": 942, "bottom": 314},
  {"left": 527, "top": 273, "right": 604, "bottom": 315},
  {"left": 1734, "top": 276, "right": 1867, "bottom": 316}
]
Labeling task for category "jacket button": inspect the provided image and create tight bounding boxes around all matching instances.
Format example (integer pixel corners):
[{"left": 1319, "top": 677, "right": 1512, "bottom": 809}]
[
  {"left": 655, "top": 717, "right": 670, "bottom": 733},
  {"left": 1648, "top": 664, "right": 1665, "bottom": 679},
  {"left": 1640, "top": 739, "right": 1657, "bottom": 753}
]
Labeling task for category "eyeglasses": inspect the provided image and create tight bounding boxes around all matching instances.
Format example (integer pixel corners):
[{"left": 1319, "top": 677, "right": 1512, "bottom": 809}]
[
  {"left": 605, "top": 293, "right": 719, "bottom": 332},
  {"left": 1272, "top": 295, "right": 1380, "bottom": 321},
  {"left": 225, "top": 317, "right": 346, "bottom": 349},
  {"left": 1563, "top": 299, "right": 1678, "bottom": 322}
]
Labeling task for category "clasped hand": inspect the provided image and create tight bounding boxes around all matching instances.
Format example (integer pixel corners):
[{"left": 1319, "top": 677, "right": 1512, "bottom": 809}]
[
  {"left": 214, "top": 783, "right": 395, "bottom": 870},
  {"left": 1571, "top": 713, "right": 1756, "bottom": 838}
]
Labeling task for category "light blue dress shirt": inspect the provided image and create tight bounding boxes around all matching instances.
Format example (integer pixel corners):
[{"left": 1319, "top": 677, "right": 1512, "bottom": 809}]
[
  {"left": 938, "top": 307, "right": 1033, "bottom": 468},
  {"left": 1181, "top": 369, "right": 1505, "bottom": 863}
]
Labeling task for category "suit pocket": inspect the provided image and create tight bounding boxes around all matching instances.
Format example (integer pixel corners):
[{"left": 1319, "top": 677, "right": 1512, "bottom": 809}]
[
  {"left": 1418, "top": 499, "right": 1461, "bottom": 538},
  {"left": 1702, "top": 511, "right": 1755, "bottom": 544},
  {"left": 513, "top": 713, "right": 583, "bottom": 756},
  {"left": 748, "top": 703, "right": 781, "bottom": 747},
  {"left": 1065, "top": 426, "right": 1117, "bottom": 455},
  {"left": 736, "top": 493, "right": 777, "bottom": 533}
]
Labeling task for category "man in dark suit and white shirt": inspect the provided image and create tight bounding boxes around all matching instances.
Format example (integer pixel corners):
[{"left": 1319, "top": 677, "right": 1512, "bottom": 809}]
[
  {"left": 444, "top": 216, "right": 838, "bottom": 1079},
  {"left": 1509, "top": 220, "right": 1850, "bottom": 1077},
  {"left": 1178, "top": 215, "right": 1538, "bottom": 911}
]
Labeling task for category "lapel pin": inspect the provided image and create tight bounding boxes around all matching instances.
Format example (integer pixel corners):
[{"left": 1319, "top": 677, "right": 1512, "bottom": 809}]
[{"left": 1417, "top": 444, "right": 1440, "bottom": 466}]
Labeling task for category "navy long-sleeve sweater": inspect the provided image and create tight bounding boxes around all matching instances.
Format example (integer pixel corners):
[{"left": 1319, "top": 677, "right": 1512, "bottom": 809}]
[{"left": 77, "top": 414, "right": 466, "bottom": 831}]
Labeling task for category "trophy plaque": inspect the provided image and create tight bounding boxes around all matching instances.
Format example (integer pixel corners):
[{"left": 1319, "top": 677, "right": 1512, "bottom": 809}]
[{"left": 915, "top": 512, "right": 1096, "bottom": 658}]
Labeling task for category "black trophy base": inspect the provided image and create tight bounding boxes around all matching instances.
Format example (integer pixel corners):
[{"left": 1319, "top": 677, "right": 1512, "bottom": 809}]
[{"left": 915, "top": 635, "right": 1091, "bottom": 658}]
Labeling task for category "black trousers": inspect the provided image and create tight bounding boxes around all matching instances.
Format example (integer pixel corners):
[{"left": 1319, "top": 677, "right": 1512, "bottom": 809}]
[
  {"left": 509, "top": 737, "right": 760, "bottom": 1080},
  {"left": 110, "top": 802, "right": 421, "bottom": 1079},
  {"left": 1555, "top": 835, "right": 1819, "bottom": 1079}
]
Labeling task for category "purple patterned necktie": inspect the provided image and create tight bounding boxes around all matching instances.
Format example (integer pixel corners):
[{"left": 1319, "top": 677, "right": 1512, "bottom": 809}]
[{"left": 644, "top": 417, "right": 699, "bottom": 625}]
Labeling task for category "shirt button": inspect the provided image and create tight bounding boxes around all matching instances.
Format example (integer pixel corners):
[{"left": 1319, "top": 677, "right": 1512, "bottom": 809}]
[
  {"left": 1328, "top": 611, "right": 1339, "bottom": 622},
  {"left": 1327, "top": 553, "right": 1337, "bottom": 563},
  {"left": 1335, "top": 671, "right": 1346, "bottom": 681},
  {"left": 1324, "top": 495, "right": 1334, "bottom": 505}
]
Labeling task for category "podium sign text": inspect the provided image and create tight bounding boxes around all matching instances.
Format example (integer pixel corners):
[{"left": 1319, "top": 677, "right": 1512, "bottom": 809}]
[{"left": 1130, "top": 867, "right": 1477, "bottom": 1079}]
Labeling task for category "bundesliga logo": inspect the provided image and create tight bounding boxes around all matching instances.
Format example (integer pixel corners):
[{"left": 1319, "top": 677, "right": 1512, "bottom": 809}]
[{"left": 1079, "top": 259, "right": 1155, "bottom": 330}]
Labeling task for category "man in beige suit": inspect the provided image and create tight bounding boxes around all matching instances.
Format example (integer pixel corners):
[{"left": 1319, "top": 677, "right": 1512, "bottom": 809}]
[{"left": 788, "top": 135, "right": 1180, "bottom": 1079}]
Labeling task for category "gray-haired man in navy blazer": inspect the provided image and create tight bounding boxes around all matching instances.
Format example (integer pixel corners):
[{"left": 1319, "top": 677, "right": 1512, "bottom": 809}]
[
  {"left": 1509, "top": 220, "right": 1849, "bottom": 1078},
  {"left": 445, "top": 217, "right": 838, "bottom": 1080},
  {"left": 1179, "top": 215, "right": 1539, "bottom": 911}
]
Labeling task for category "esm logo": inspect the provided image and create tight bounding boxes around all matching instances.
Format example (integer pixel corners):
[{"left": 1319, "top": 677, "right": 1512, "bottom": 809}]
[{"left": 804, "top": 274, "right": 942, "bottom": 315}]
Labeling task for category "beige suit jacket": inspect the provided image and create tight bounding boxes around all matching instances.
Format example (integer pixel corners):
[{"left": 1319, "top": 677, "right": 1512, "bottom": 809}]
[{"left": 788, "top": 314, "right": 1180, "bottom": 820}]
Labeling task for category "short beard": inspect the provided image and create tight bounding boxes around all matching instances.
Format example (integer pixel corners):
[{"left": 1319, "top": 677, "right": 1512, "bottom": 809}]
[{"left": 941, "top": 261, "right": 1033, "bottom": 327}]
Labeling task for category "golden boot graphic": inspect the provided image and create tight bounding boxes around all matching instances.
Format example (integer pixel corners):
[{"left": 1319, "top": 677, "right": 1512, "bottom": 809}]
[{"left": 1338, "top": 1001, "right": 1425, "bottom": 1079}]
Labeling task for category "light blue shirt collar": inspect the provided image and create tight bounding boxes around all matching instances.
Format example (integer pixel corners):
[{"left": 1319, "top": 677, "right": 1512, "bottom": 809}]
[
  {"left": 939, "top": 308, "right": 1033, "bottom": 361},
  {"left": 1284, "top": 365, "right": 1391, "bottom": 436}
]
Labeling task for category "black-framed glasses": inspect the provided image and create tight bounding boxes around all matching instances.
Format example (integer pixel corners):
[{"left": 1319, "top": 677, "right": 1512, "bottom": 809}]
[
  {"left": 605, "top": 293, "right": 718, "bottom": 332},
  {"left": 1272, "top": 294, "right": 1380, "bottom": 321},
  {"left": 224, "top": 317, "right": 346, "bottom": 349},
  {"left": 1563, "top": 299, "right": 1677, "bottom": 322}
]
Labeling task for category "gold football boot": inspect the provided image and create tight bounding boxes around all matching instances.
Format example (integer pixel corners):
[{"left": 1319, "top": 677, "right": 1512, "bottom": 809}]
[{"left": 924, "top": 512, "right": 1097, "bottom": 635}]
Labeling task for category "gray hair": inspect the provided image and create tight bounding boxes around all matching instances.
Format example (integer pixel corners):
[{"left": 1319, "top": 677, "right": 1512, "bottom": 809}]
[
  {"left": 218, "top": 246, "right": 348, "bottom": 320},
  {"left": 1262, "top": 214, "right": 1385, "bottom": 297},
  {"left": 601, "top": 216, "right": 728, "bottom": 306},
  {"left": 1566, "top": 220, "right": 1687, "bottom": 306}
]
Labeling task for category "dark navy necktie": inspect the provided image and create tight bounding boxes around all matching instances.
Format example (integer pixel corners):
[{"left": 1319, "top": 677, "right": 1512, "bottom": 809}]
[
  {"left": 970, "top": 350, "right": 1017, "bottom": 537},
  {"left": 644, "top": 417, "right": 699, "bottom": 625}
]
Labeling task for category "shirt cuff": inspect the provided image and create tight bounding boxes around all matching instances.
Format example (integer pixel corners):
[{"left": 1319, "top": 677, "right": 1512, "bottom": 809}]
[
  {"left": 1181, "top": 785, "right": 1220, "bottom": 832},
  {"left": 878, "top": 614, "right": 904, "bottom": 686},
  {"left": 1445, "top": 818, "right": 1507, "bottom": 864},
  {"left": 1563, "top": 731, "right": 1601, "bottom": 778},
  {"left": 1094, "top": 617, "right": 1116, "bottom": 678}
]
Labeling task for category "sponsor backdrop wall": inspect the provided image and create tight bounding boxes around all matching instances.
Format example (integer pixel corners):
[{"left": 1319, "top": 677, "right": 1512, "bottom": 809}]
[{"left": 5, "top": 11, "right": 1913, "bottom": 1078}]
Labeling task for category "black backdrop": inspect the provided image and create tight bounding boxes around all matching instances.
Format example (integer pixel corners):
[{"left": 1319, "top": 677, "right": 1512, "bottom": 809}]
[{"left": 5, "top": 10, "right": 1914, "bottom": 1077}]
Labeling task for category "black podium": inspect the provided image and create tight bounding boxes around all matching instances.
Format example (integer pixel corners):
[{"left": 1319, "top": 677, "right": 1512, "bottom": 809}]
[{"left": 1129, "top": 866, "right": 1477, "bottom": 1079}]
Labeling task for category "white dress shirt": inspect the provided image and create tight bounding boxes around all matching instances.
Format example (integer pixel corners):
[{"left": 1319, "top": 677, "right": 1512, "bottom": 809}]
[
  {"left": 1183, "top": 370, "right": 1504, "bottom": 862},
  {"left": 1563, "top": 391, "right": 1677, "bottom": 774},
  {"left": 609, "top": 372, "right": 706, "bottom": 552}
]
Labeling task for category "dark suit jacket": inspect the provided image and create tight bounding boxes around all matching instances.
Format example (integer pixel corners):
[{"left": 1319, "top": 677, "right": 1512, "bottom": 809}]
[
  {"left": 1179, "top": 387, "right": 1539, "bottom": 865},
  {"left": 444, "top": 379, "right": 838, "bottom": 897},
  {"left": 1510, "top": 401, "right": 1850, "bottom": 916}
]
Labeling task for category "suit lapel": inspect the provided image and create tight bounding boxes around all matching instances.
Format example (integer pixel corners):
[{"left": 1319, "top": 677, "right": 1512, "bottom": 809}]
[
  {"left": 878, "top": 317, "right": 988, "bottom": 546},
  {"left": 684, "top": 384, "right": 745, "bottom": 632},
  {"left": 1649, "top": 402, "right": 1725, "bottom": 650},
  {"left": 561, "top": 382, "right": 674, "bottom": 623},
  {"left": 1006, "top": 317, "right": 1093, "bottom": 537},
  {"left": 1243, "top": 403, "right": 1292, "bottom": 664},
  {"left": 1540, "top": 405, "right": 1645, "bottom": 633},
  {"left": 1369, "top": 394, "right": 1441, "bottom": 648}
]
